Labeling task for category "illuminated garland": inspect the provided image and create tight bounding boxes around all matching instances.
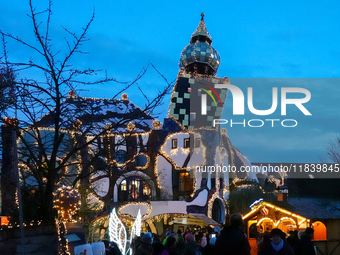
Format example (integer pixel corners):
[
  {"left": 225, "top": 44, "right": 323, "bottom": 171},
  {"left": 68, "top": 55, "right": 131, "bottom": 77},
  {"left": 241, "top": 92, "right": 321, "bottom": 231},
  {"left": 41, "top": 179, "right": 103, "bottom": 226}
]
[
  {"left": 222, "top": 186, "right": 229, "bottom": 197},
  {"left": 56, "top": 219, "right": 70, "bottom": 255},
  {"left": 53, "top": 186, "right": 81, "bottom": 222},
  {"left": 274, "top": 217, "right": 297, "bottom": 227},
  {"left": 189, "top": 170, "right": 197, "bottom": 197},
  {"left": 86, "top": 134, "right": 151, "bottom": 169},
  {"left": 256, "top": 217, "right": 274, "bottom": 226},
  {"left": 207, "top": 193, "right": 226, "bottom": 219},
  {"left": 147, "top": 213, "right": 186, "bottom": 223},
  {"left": 155, "top": 132, "right": 206, "bottom": 189},
  {"left": 243, "top": 201, "right": 308, "bottom": 226},
  {"left": 117, "top": 202, "right": 152, "bottom": 219},
  {"left": 86, "top": 193, "right": 105, "bottom": 210}
]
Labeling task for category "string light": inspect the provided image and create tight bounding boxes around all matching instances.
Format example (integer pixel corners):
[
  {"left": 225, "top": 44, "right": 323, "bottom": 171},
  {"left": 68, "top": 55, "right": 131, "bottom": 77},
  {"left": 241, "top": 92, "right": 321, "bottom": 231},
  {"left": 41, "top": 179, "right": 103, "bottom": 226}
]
[
  {"left": 243, "top": 201, "right": 308, "bottom": 228},
  {"left": 256, "top": 217, "right": 274, "bottom": 226},
  {"left": 53, "top": 186, "right": 81, "bottom": 222},
  {"left": 274, "top": 217, "right": 297, "bottom": 227},
  {"left": 207, "top": 192, "right": 226, "bottom": 219},
  {"left": 56, "top": 219, "right": 71, "bottom": 255},
  {"left": 117, "top": 202, "right": 152, "bottom": 219}
]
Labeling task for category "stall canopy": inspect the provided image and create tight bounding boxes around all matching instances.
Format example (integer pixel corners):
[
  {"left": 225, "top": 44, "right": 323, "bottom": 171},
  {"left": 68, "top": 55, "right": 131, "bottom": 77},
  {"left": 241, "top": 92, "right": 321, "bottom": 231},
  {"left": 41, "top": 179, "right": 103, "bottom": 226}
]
[{"left": 170, "top": 214, "right": 221, "bottom": 227}]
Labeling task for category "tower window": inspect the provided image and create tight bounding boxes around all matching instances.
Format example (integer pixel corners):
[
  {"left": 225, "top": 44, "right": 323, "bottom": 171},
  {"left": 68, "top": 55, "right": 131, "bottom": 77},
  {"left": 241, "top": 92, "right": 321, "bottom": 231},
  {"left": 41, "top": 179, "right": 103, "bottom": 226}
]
[
  {"left": 184, "top": 138, "right": 190, "bottom": 148},
  {"left": 190, "top": 112, "right": 196, "bottom": 121},
  {"left": 195, "top": 138, "right": 201, "bottom": 147},
  {"left": 172, "top": 139, "right": 178, "bottom": 149}
]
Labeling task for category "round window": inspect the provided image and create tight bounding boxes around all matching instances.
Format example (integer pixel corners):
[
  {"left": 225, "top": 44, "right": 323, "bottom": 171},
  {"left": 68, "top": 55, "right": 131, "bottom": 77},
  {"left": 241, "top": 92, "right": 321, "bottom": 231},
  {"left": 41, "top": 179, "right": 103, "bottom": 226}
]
[{"left": 135, "top": 154, "right": 148, "bottom": 167}]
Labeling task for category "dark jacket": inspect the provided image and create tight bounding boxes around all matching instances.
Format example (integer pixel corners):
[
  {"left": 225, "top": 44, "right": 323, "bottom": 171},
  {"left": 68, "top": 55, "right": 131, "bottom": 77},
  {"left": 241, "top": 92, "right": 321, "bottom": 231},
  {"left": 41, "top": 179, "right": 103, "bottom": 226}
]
[
  {"left": 257, "top": 240, "right": 294, "bottom": 255},
  {"left": 136, "top": 243, "right": 153, "bottom": 255},
  {"left": 295, "top": 235, "right": 316, "bottom": 255},
  {"left": 286, "top": 236, "right": 299, "bottom": 252},
  {"left": 215, "top": 225, "right": 251, "bottom": 255},
  {"left": 202, "top": 243, "right": 216, "bottom": 255},
  {"left": 183, "top": 241, "right": 198, "bottom": 255}
]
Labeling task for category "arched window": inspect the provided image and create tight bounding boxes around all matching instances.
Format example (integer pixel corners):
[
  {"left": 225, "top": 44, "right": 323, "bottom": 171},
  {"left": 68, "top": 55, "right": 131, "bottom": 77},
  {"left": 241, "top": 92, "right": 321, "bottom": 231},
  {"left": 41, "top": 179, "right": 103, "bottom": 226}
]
[
  {"left": 118, "top": 177, "right": 151, "bottom": 202},
  {"left": 313, "top": 221, "right": 327, "bottom": 240}
]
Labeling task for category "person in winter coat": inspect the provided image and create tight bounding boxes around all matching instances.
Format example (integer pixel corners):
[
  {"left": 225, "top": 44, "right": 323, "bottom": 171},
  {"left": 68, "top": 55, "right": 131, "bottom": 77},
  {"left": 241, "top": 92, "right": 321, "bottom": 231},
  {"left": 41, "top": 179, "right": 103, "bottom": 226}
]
[
  {"left": 295, "top": 228, "right": 316, "bottom": 255},
  {"left": 152, "top": 241, "right": 169, "bottom": 255},
  {"left": 183, "top": 233, "right": 199, "bottom": 255},
  {"left": 136, "top": 233, "right": 153, "bottom": 255},
  {"left": 215, "top": 213, "right": 251, "bottom": 255},
  {"left": 257, "top": 228, "right": 294, "bottom": 255},
  {"left": 165, "top": 236, "right": 177, "bottom": 255},
  {"left": 202, "top": 236, "right": 216, "bottom": 255}
]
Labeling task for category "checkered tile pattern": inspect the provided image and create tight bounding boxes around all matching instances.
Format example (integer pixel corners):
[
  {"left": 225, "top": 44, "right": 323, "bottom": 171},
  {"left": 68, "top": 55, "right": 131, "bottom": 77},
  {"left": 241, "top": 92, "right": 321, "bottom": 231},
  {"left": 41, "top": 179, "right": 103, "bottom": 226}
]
[{"left": 168, "top": 75, "right": 229, "bottom": 129}]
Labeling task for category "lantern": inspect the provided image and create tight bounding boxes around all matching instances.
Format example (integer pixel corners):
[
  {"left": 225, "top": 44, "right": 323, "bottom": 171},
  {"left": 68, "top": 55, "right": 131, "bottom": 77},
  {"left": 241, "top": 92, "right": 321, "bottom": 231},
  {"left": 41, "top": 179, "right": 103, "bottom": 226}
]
[
  {"left": 152, "top": 119, "right": 161, "bottom": 130},
  {"left": 127, "top": 122, "right": 135, "bottom": 132}
]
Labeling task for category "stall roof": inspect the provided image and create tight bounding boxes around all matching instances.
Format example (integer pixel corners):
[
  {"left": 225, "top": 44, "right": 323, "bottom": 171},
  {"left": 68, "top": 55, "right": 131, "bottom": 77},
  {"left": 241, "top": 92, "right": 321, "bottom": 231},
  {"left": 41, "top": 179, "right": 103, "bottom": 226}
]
[
  {"left": 190, "top": 213, "right": 222, "bottom": 226},
  {"left": 288, "top": 197, "right": 340, "bottom": 220},
  {"left": 242, "top": 201, "right": 307, "bottom": 223},
  {"left": 170, "top": 214, "right": 221, "bottom": 227}
]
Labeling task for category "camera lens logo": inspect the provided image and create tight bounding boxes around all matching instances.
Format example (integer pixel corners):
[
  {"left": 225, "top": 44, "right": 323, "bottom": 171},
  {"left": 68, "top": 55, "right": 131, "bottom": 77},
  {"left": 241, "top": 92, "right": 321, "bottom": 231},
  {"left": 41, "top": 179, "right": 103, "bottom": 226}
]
[{"left": 199, "top": 83, "right": 224, "bottom": 115}]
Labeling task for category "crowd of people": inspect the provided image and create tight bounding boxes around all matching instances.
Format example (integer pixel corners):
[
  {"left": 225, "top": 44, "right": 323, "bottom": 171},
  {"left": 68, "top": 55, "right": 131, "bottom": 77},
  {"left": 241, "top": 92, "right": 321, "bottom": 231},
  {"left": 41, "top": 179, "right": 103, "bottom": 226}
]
[
  {"left": 257, "top": 226, "right": 317, "bottom": 255},
  {"left": 105, "top": 213, "right": 317, "bottom": 255}
]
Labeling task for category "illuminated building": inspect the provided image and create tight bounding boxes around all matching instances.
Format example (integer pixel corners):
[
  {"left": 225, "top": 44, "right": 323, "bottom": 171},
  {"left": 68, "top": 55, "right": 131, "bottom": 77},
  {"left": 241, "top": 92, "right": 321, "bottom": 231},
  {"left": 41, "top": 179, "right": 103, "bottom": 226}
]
[{"left": 0, "top": 14, "right": 262, "bottom": 237}]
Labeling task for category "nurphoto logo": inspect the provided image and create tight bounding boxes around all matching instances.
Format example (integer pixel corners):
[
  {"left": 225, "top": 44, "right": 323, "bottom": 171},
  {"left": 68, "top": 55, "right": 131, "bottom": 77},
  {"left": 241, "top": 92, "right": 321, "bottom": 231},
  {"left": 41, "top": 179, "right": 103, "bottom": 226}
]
[{"left": 198, "top": 83, "right": 312, "bottom": 128}]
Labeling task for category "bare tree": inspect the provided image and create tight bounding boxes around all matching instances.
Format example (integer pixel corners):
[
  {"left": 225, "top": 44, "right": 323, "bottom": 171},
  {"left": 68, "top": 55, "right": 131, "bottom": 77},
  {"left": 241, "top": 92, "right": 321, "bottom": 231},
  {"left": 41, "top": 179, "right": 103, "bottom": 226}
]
[
  {"left": 327, "top": 136, "right": 340, "bottom": 164},
  {"left": 0, "top": 0, "right": 172, "bottom": 223}
]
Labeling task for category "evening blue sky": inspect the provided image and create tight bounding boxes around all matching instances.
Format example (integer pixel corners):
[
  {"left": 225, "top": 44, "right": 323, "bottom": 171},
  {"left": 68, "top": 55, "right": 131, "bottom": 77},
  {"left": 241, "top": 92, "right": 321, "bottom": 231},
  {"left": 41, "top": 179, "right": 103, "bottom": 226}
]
[{"left": 1, "top": 0, "right": 340, "bottom": 163}]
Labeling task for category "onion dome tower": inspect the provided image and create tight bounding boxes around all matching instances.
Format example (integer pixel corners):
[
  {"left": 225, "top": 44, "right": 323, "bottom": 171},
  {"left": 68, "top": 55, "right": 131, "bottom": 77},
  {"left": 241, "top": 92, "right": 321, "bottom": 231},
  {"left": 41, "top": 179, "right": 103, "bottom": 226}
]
[
  {"left": 169, "top": 14, "right": 229, "bottom": 129},
  {"left": 179, "top": 13, "right": 221, "bottom": 76}
]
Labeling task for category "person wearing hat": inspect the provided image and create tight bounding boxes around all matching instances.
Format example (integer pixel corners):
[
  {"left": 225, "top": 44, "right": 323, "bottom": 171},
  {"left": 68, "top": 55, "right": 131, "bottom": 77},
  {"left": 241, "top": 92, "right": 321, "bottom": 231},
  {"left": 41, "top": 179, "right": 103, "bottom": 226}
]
[
  {"left": 163, "top": 232, "right": 172, "bottom": 245},
  {"left": 183, "top": 233, "right": 199, "bottom": 255},
  {"left": 136, "top": 232, "right": 153, "bottom": 255},
  {"left": 258, "top": 228, "right": 294, "bottom": 255},
  {"left": 295, "top": 227, "right": 316, "bottom": 255}
]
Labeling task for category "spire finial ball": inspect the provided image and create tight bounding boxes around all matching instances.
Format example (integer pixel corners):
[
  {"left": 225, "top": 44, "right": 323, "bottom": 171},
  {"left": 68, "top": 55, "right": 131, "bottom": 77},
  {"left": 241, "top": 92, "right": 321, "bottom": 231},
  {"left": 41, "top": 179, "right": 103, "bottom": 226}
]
[{"left": 122, "top": 93, "right": 128, "bottom": 100}]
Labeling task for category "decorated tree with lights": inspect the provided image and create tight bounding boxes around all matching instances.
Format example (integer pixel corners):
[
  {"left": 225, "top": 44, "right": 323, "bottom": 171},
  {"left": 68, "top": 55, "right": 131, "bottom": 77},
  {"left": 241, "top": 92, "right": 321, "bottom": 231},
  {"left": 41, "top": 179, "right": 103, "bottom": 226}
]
[{"left": 0, "top": 0, "right": 172, "bottom": 223}]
